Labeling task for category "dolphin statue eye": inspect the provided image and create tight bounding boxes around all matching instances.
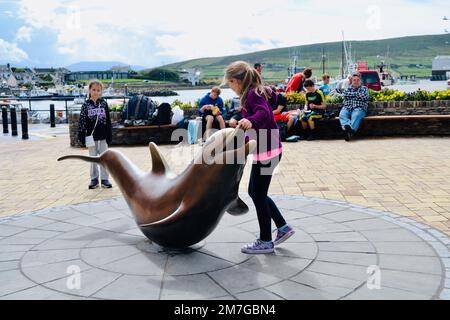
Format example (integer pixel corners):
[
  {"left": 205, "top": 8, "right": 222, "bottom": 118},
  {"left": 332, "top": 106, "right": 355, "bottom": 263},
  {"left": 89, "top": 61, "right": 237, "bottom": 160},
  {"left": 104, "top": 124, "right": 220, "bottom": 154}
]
[{"left": 58, "top": 127, "right": 256, "bottom": 249}]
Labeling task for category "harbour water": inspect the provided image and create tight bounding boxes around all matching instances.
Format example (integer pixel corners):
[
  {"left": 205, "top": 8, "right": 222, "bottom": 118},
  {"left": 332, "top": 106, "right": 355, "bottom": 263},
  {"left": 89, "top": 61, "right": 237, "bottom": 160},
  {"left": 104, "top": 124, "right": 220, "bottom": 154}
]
[{"left": 12, "top": 80, "right": 449, "bottom": 113}]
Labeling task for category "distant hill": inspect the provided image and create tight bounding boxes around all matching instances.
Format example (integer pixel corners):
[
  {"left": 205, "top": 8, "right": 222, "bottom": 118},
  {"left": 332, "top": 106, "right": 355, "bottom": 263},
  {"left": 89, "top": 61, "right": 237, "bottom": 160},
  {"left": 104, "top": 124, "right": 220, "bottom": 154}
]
[
  {"left": 161, "top": 34, "right": 450, "bottom": 81},
  {"left": 66, "top": 61, "right": 147, "bottom": 72}
]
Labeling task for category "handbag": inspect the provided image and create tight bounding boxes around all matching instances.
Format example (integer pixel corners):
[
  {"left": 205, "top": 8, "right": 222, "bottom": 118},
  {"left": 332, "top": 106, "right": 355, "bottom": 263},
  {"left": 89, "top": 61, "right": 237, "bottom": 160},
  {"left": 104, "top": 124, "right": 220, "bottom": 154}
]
[{"left": 85, "top": 112, "right": 100, "bottom": 148}]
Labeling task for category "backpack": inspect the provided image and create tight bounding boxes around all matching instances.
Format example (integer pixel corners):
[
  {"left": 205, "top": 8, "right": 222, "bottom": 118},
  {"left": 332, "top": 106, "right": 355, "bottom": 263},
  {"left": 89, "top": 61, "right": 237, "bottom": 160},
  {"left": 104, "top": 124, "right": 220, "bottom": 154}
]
[
  {"left": 122, "top": 95, "right": 157, "bottom": 121},
  {"left": 152, "top": 103, "right": 173, "bottom": 125}
]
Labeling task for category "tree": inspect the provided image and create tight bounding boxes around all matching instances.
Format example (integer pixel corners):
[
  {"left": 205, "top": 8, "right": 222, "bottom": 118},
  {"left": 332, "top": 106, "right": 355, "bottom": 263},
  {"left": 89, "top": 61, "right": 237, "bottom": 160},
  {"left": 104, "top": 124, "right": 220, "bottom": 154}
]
[{"left": 139, "top": 68, "right": 179, "bottom": 82}]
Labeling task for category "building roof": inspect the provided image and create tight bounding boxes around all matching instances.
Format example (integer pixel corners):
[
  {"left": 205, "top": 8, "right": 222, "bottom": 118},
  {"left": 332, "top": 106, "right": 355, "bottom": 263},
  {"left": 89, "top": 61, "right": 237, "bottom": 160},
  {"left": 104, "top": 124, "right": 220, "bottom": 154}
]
[{"left": 432, "top": 56, "right": 450, "bottom": 71}]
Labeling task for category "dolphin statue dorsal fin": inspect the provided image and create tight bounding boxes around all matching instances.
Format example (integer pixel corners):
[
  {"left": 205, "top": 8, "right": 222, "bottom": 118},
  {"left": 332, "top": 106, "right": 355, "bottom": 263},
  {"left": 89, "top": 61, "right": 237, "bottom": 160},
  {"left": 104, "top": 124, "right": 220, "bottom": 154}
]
[{"left": 149, "top": 142, "right": 172, "bottom": 176}]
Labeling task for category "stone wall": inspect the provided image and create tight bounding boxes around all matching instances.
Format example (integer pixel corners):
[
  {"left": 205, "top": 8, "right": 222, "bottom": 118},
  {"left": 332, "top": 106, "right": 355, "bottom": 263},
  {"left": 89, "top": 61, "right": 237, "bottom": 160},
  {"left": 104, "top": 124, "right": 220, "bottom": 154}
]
[{"left": 68, "top": 100, "right": 450, "bottom": 147}]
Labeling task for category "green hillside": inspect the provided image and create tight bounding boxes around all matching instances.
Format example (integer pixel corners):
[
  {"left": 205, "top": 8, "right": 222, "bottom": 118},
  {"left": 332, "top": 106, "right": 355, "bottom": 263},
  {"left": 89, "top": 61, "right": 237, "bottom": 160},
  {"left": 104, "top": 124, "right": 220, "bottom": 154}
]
[{"left": 161, "top": 34, "right": 450, "bottom": 82}]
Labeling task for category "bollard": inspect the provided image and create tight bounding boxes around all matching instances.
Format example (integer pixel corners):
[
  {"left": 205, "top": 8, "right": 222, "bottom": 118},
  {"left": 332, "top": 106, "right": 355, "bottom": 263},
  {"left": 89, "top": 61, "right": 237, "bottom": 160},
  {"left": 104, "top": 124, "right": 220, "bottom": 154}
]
[
  {"left": 50, "top": 104, "right": 56, "bottom": 128},
  {"left": 21, "top": 108, "right": 29, "bottom": 140},
  {"left": 10, "top": 107, "right": 18, "bottom": 136},
  {"left": 65, "top": 100, "right": 69, "bottom": 124},
  {"left": 2, "top": 106, "right": 8, "bottom": 134}
]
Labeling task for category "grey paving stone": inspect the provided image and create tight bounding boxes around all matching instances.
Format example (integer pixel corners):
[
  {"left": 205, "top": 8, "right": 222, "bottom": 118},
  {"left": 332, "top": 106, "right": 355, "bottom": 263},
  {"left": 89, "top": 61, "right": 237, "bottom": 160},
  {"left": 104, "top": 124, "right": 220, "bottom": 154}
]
[
  {"left": 41, "top": 208, "right": 83, "bottom": 221},
  {"left": 427, "top": 241, "right": 450, "bottom": 258},
  {"left": 33, "top": 239, "right": 92, "bottom": 251},
  {"left": 160, "top": 274, "right": 228, "bottom": 300},
  {"left": 266, "top": 280, "right": 341, "bottom": 300},
  {"left": 300, "top": 223, "right": 353, "bottom": 234},
  {"left": 73, "top": 203, "right": 117, "bottom": 215},
  {"left": 342, "top": 219, "right": 400, "bottom": 231},
  {"left": 91, "top": 217, "right": 138, "bottom": 233},
  {"left": 1, "top": 285, "right": 85, "bottom": 300},
  {"left": 235, "top": 289, "right": 284, "bottom": 300},
  {"left": 84, "top": 233, "right": 142, "bottom": 248},
  {"left": 199, "top": 242, "right": 253, "bottom": 264},
  {"left": 316, "top": 251, "right": 377, "bottom": 267},
  {"left": 281, "top": 210, "right": 312, "bottom": 220},
  {"left": 0, "top": 251, "right": 24, "bottom": 262},
  {"left": 43, "top": 268, "right": 122, "bottom": 297},
  {"left": 81, "top": 245, "right": 142, "bottom": 267},
  {"left": 93, "top": 275, "right": 162, "bottom": 300},
  {"left": 343, "top": 285, "right": 431, "bottom": 300},
  {"left": 206, "top": 227, "right": 256, "bottom": 243},
  {"left": 0, "top": 236, "right": 46, "bottom": 245},
  {"left": 317, "top": 241, "right": 376, "bottom": 253},
  {"left": 277, "top": 199, "right": 313, "bottom": 211},
  {"left": 109, "top": 198, "right": 129, "bottom": 211},
  {"left": 278, "top": 228, "right": 316, "bottom": 244},
  {"left": 380, "top": 270, "right": 442, "bottom": 297},
  {"left": 361, "top": 229, "right": 423, "bottom": 242},
  {"left": 124, "top": 227, "right": 145, "bottom": 237},
  {"left": 0, "top": 261, "right": 19, "bottom": 272},
  {"left": 35, "top": 222, "right": 81, "bottom": 232},
  {"left": 103, "top": 252, "right": 167, "bottom": 276},
  {"left": 312, "top": 232, "right": 368, "bottom": 242},
  {"left": 373, "top": 242, "right": 438, "bottom": 257},
  {"left": 21, "top": 249, "right": 81, "bottom": 268},
  {"left": 166, "top": 252, "right": 233, "bottom": 276},
  {"left": 440, "top": 289, "right": 450, "bottom": 300},
  {"left": 65, "top": 215, "right": 104, "bottom": 227},
  {"left": 307, "top": 261, "right": 370, "bottom": 281},
  {"left": 208, "top": 295, "right": 236, "bottom": 300},
  {"left": 4, "top": 216, "right": 53, "bottom": 229},
  {"left": 0, "top": 244, "right": 35, "bottom": 252},
  {"left": 92, "top": 211, "right": 128, "bottom": 222},
  {"left": 290, "top": 216, "right": 332, "bottom": 227},
  {"left": 0, "top": 224, "right": 27, "bottom": 237},
  {"left": 378, "top": 255, "right": 443, "bottom": 275},
  {"left": 0, "top": 269, "right": 37, "bottom": 297},
  {"left": 275, "top": 242, "right": 318, "bottom": 260},
  {"left": 10, "top": 229, "right": 61, "bottom": 239},
  {"left": 239, "top": 255, "right": 311, "bottom": 279},
  {"left": 22, "top": 259, "right": 91, "bottom": 284},
  {"left": 56, "top": 227, "right": 110, "bottom": 241},
  {"left": 321, "top": 210, "right": 372, "bottom": 222},
  {"left": 298, "top": 203, "right": 349, "bottom": 215},
  {"left": 291, "top": 270, "right": 361, "bottom": 290},
  {"left": 208, "top": 265, "right": 281, "bottom": 294}
]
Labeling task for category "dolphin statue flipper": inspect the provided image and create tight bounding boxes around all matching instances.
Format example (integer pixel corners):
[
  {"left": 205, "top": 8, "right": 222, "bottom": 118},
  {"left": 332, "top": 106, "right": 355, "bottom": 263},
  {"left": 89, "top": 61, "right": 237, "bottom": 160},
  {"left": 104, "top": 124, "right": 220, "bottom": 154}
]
[{"left": 58, "top": 128, "right": 256, "bottom": 249}]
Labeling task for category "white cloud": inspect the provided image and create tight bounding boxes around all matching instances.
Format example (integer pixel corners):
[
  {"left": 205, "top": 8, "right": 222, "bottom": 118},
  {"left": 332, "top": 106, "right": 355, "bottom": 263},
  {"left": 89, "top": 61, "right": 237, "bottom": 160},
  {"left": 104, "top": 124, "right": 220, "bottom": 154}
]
[
  {"left": 15, "top": 0, "right": 449, "bottom": 67},
  {"left": 0, "top": 39, "right": 29, "bottom": 63},
  {"left": 16, "top": 26, "right": 33, "bottom": 42}
]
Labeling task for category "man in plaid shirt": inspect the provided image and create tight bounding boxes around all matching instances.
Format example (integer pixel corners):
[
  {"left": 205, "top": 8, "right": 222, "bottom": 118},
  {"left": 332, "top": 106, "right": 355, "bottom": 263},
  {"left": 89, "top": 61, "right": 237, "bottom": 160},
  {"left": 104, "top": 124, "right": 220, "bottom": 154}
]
[{"left": 339, "top": 73, "right": 370, "bottom": 141}]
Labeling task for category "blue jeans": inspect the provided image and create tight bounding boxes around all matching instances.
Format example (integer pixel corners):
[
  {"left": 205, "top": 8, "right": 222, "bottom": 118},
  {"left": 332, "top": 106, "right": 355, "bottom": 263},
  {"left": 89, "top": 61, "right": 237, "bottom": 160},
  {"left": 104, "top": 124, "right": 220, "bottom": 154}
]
[{"left": 339, "top": 108, "right": 366, "bottom": 132}]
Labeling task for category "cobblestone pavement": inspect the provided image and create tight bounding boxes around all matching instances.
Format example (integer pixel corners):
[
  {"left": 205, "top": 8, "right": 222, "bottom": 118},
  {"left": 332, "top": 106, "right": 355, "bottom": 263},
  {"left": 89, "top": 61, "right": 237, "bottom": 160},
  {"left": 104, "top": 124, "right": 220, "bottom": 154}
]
[
  {"left": 1, "top": 126, "right": 449, "bottom": 235},
  {"left": 0, "top": 195, "right": 448, "bottom": 300}
]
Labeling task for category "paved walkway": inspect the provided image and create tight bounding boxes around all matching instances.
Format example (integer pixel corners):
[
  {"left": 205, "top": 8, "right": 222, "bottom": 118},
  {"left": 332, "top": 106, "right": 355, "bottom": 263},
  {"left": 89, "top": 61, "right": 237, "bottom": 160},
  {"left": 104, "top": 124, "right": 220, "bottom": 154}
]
[
  {"left": 1, "top": 126, "right": 450, "bottom": 236},
  {"left": 0, "top": 195, "right": 448, "bottom": 300}
]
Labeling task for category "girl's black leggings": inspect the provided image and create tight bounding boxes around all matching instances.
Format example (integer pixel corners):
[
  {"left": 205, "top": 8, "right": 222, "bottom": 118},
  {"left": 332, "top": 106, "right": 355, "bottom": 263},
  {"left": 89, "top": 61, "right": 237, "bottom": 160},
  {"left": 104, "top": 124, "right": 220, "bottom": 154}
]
[{"left": 248, "top": 154, "right": 286, "bottom": 242}]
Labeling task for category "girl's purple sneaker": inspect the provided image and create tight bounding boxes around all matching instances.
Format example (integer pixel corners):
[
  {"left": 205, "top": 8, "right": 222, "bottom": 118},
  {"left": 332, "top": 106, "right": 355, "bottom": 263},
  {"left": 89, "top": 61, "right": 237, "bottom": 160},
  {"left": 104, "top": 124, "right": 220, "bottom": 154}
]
[
  {"left": 241, "top": 239, "right": 275, "bottom": 254},
  {"left": 274, "top": 225, "right": 295, "bottom": 246}
]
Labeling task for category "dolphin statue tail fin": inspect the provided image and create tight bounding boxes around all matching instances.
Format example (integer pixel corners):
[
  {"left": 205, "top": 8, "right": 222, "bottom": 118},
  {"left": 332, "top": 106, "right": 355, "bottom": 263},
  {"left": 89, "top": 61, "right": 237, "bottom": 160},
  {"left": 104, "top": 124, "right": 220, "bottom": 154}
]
[{"left": 57, "top": 155, "right": 101, "bottom": 163}]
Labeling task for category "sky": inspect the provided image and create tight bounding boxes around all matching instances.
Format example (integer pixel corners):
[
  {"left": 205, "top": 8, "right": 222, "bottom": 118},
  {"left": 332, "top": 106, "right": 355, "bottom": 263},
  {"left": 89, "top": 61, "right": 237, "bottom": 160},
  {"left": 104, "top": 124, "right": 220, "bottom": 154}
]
[{"left": 0, "top": 0, "right": 449, "bottom": 68}]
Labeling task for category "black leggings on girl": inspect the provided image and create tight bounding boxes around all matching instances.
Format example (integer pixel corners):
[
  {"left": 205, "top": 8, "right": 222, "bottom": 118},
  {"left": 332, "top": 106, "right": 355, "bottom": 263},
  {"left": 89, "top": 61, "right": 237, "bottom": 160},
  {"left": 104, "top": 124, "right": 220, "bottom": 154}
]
[{"left": 248, "top": 154, "right": 286, "bottom": 242}]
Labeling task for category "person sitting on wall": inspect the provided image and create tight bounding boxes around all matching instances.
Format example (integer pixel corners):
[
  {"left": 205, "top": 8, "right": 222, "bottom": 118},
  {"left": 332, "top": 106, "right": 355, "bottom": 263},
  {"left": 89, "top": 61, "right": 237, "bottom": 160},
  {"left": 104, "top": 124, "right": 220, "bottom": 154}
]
[
  {"left": 198, "top": 86, "right": 226, "bottom": 139},
  {"left": 339, "top": 73, "right": 370, "bottom": 142},
  {"left": 299, "top": 80, "right": 327, "bottom": 141},
  {"left": 228, "top": 96, "right": 243, "bottom": 128},
  {"left": 268, "top": 89, "right": 296, "bottom": 134},
  {"left": 319, "top": 73, "right": 333, "bottom": 97},
  {"left": 285, "top": 68, "right": 313, "bottom": 93}
]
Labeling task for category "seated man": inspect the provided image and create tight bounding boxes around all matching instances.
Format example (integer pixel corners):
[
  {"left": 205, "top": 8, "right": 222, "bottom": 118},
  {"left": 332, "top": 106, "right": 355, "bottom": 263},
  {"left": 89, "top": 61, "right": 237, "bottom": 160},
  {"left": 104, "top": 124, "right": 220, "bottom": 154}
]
[
  {"left": 228, "top": 96, "right": 243, "bottom": 128},
  {"left": 299, "top": 80, "right": 326, "bottom": 141},
  {"left": 339, "top": 73, "right": 370, "bottom": 142},
  {"left": 198, "top": 87, "right": 226, "bottom": 139}
]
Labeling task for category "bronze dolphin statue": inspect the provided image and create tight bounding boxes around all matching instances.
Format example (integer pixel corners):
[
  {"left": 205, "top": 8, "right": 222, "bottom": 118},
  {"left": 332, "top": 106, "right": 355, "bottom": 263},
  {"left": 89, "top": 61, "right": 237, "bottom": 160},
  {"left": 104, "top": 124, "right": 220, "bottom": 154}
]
[{"left": 58, "top": 128, "right": 256, "bottom": 249}]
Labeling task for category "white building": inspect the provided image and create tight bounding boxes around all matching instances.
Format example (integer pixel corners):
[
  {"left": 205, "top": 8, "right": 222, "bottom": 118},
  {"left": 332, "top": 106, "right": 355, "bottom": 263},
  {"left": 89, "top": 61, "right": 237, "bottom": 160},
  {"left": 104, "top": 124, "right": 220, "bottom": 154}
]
[
  {"left": 0, "top": 64, "right": 17, "bottom": 87},
  {"left": 432, "top": 56, "right": 450, "bottom": 80},
  {"left": 179, "top": 69, "right": 201, "bottom": 86}
]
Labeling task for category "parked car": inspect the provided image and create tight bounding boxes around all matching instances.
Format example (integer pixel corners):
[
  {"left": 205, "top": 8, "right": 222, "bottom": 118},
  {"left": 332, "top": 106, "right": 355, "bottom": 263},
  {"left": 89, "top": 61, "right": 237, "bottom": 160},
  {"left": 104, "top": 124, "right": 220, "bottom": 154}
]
[{"left": 359, "top": 70, "right": 382, "bottom": 91}]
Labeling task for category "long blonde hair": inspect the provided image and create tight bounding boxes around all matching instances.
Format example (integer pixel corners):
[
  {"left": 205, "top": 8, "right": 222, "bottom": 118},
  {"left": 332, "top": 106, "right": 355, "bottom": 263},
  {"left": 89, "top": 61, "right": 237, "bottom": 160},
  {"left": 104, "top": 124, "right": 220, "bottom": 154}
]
[{"left": 223, "top": 61, "right": 271, "bottom": 110}]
